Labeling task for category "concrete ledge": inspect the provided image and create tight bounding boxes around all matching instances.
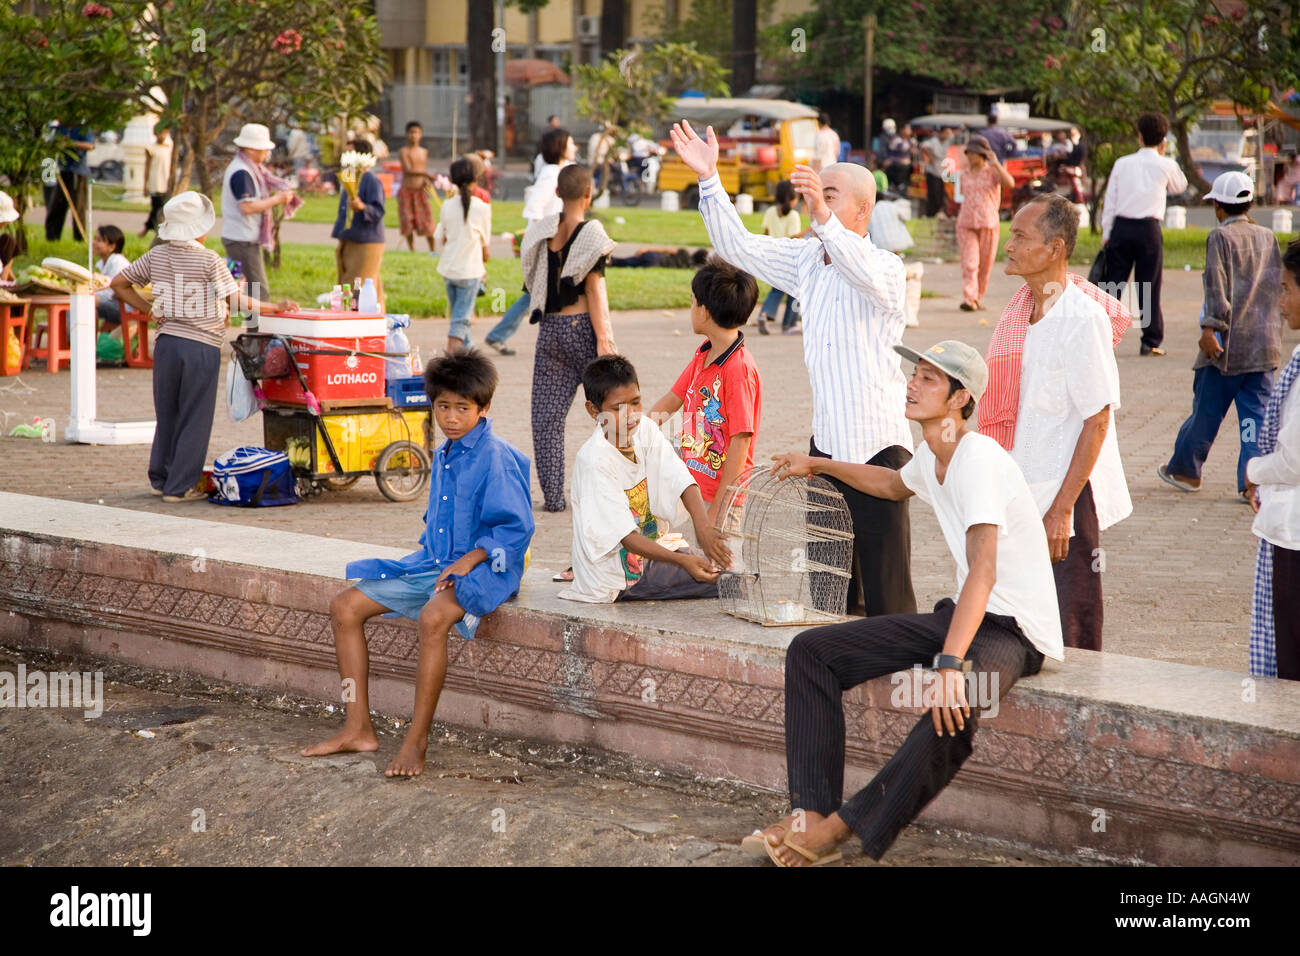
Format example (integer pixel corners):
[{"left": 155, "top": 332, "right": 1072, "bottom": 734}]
[{"left": 2, "top": 492, "right": 1298, "bottom": 865}]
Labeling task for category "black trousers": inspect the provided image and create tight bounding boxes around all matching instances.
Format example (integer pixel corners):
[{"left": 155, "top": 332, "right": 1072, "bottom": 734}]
[
  {"left": 1103, "top": 216, "right": 1164, "bottom": 349},
  {"left": 1275, "top": 545, "right": 1300, "bottom": 681},
  {"left": 150, "top": 334, "right": 221, "bottom": 497},
  {"left": 924, "top": 173, "right": 945, "bottom": 217},
  {"left": 1053, "top": 481, "right": 1103, "bottom": 651},
  {"left": 785, "top": 597, "right": 1044, "bottom": 859},
  {"left": 810, "top": 440, "right": 916, "bottom": 616},
  {"left": 45, "top": 170, "right": 87, "bottom": 242},
  {"left": 143, "top": 193, "right": 167, "bottom": 232}
]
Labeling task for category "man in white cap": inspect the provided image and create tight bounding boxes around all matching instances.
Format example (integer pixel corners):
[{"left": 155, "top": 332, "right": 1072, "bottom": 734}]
[
  {"left": 111, "top": 191, "right": 297, "bottom": 502},
  {"left": 752, "top": 340, "right": 1062, "bottom": 865},
  {"left": 221, "top": 123, "right": 294, "bottom": 325},
  {"left": 0, "top": 191, "right": 20, "bottom": 282},
  {"left": 1159, "top": 170, "right": 1284, "bottom": 502}
]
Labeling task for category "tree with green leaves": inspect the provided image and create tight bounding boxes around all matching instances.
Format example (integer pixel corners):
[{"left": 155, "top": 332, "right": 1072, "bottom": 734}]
[
  {"left": 574, "top": 42, "right": 730, "bottom": 199},
  {"left": 1043, "top": 0, "right": 1299, "bottom": 197},
  {"left": 467, "top": 0, "right": 551, "bottom": 155},
  {"left": 135, "top": 0, "right": 387, "bottom": 193},
  {"left": 0, "top": 1, "right": 149, "bottom": 254},
  {"left": 760, "top": 0, "right": 1069, "bottom": 97}
]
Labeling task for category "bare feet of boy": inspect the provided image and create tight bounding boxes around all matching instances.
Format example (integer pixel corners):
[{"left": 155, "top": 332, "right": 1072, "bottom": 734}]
[
  {"left": 385, "top": 737, "right": 428, "bottom": 777},
  {"left": 301, "top": 726, "right": 379, "bottom": 758}
]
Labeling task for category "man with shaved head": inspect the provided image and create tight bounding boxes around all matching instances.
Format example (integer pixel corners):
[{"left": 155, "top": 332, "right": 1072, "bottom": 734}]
[{"left": 671, "top": 120, "right": 916, "bottom": 616}]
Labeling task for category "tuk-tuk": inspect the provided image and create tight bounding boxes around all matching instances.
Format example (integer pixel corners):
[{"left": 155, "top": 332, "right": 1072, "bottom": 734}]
[
  {"left": 658, "top": 97, "right": 819, "bottom": 204},
  {"left": 910, "top": 113, "right": 1079, "bottom": 214}
]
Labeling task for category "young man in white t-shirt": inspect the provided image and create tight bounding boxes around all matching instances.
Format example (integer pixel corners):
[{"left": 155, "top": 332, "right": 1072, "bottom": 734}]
[
  {"left": 559, "top": 355, "right": 732, "bottom": 603},
  {"left": 752, "top": 339, "right": 1063, "bottom": 865}
]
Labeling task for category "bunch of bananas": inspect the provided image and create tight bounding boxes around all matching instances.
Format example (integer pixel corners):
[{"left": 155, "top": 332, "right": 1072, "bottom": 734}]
[{"left": 284, "top": 437, "right": 313, "bottom": 469}]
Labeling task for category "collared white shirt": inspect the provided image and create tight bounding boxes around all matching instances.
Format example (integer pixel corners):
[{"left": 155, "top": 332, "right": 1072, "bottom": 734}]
[
  {"left": 1010, "top": 283, "right": 1132, "bottom": 533},
  {"left": 1100, "top": 147, "right": 1188, "bottom": 240},
  {"left": 697, "top": 172, "right": 912, "bottom": 463},
  {"left": 1247, "top": 345, "right": 1300, "bottom": 550}
]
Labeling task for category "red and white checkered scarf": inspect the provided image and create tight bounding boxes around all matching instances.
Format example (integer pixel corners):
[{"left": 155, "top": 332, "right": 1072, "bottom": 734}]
[{"left": 977, "top": 274, "right": 1132, "bottom": 450}]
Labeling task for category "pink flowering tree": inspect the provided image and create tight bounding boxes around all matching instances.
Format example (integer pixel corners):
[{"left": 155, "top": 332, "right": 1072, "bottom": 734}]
[
  {"left": 134, "top": 0, "right": 387, "bottom": 193},
  {"left": 0, "top": 0, "right": 147, "bottom": 253}
]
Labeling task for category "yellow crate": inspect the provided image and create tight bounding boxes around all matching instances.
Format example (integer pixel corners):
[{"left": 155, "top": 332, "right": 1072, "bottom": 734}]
[{"left": 314, "top": 408, "right": 428, "bottom": 474}]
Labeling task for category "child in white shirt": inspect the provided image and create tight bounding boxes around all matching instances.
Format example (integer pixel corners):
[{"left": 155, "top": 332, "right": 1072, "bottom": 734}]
[
  {"left": 559, "top": 355, "right": 732, "bottom": 603},
  {"left": 93, "top": 224, "right": 131, "bottom": 333}
]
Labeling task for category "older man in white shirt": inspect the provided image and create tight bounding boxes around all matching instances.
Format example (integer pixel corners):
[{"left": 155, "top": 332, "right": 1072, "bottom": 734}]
[
  {"left": 1003, "top": 194, "right": 1132, "bottom": 651},
  {"left": 1100, "top": 112, "right": 1188, "bottom": 356},
  {"left": 671, "top": 119, "right": 916, "bottom": 616}
]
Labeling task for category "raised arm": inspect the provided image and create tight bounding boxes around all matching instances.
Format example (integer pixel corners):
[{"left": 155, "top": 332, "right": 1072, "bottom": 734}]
[
  {"left": 669, "top": 120, "right": 802, "bottom": 295},
  {"left": 807, "top": 210, "right": 906, "bottom": 313}
]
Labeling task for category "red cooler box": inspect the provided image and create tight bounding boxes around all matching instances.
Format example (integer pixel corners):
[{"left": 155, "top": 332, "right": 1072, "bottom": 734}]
[{"left": 259, "top": 310, "right": 387, "bottom": 406}]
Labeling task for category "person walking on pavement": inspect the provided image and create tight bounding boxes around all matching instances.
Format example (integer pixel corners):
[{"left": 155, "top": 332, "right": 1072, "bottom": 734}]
[
  {"left": 1100, "top": 112, "right": 1188, "bottom": 356},
  {"left": 1159, "top": 171, "right": 1283, "bottom": 500}
]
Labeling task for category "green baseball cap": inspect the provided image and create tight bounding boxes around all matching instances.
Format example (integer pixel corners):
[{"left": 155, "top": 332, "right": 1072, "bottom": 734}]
[{"left": 894, "top": 339, "right": 988, "bottom": 401}]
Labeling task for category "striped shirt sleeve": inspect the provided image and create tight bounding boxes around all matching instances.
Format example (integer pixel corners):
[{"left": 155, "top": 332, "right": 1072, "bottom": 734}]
[
  {"left": 811, "top": 211, "right": 905, "bottom": 314},
  {"left": 697, "top": 173, "right": 801, "bottom": 297}
]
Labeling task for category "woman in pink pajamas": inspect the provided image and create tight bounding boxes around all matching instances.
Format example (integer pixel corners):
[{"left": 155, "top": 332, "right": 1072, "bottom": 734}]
[{"left": 956, "top": 134, "right": 1014, "bottom": 312}]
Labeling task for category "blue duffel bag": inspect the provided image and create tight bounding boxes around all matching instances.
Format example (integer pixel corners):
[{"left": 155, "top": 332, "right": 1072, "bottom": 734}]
[{"left": 210, "top": 446, "right": 298, "bottom": 507}]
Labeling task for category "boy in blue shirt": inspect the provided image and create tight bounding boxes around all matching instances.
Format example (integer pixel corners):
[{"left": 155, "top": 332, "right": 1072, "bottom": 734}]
[{"left": 302, "top": 349, "right": 534, "bottom": 777}]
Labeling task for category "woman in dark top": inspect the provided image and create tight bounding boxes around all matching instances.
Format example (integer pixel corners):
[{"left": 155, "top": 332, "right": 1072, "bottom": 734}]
[
  {"left": 332, "top": 139, "right": 387, "bottom": 309},
  {"left": 522, "top": 164, "right": 616, "bottom": 511}
]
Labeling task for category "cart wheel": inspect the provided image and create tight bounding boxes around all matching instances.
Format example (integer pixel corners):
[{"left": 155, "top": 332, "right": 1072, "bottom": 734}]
[
  {"left": 323, "top": 475, "right": 361, "bottom": 491},
  {"left": 374, "top": 441, "right": 431, "bottom": 502}
]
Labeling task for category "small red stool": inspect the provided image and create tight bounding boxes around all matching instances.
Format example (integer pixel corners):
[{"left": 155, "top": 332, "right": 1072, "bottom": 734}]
[
  {"left": 120, "top": 302, "right": 154, "bottom": 369},
  {"left": 25, "top": 294, "right": 73, "bottom": 373},
  {"left": 1, "top": 301, "right": 29, "bottom": 376}
]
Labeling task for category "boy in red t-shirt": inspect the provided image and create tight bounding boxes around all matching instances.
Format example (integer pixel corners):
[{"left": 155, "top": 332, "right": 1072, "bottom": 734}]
[{"left": 650, "top": 257, "right": 763, "bottom": 525}]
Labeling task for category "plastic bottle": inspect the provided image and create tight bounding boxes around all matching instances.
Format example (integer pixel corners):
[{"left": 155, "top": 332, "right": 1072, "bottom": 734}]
[
  {"left": 341, "top": 283, "right": 351, "bottom": 312},
  {"left": 410, "top": 345, "right": 423, "bottom": 376},
  {"left": 358, "top": 277, "right": 379, "bottom": 314},
  {"left": 329, "top": 284, "right": 342, "bottom": 311},
  {"left": 353, "top": 277, "right": 363, "bottom": 311}
]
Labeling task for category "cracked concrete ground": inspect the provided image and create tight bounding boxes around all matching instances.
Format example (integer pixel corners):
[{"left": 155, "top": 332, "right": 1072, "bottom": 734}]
[{"left": 0, "top": 646, "right": 1095, "bottom": 867}]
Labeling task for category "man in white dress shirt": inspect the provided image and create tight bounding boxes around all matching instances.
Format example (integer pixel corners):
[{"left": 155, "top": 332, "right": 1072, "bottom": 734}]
[
  {"left": 671, "top": 119, "right": 916, "bottom": 616},
  {"left": 1005, "top": 194, "right": 1132, "bottom": 650},
  {"left": 1100, "top": 112, "right": 1188, "bottom": 356}
]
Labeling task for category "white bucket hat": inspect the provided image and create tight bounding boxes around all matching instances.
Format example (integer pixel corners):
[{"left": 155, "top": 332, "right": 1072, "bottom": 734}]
[
  {"left": 157, "top": 190, "right": 216, "bottom": 241},
  {"left": 232, "top": 123, "right": 275, "bottom": 151},
  {"left": 0, "top": 190, "right": 17, "bottom": 224},
  {"left": 1204, "top": 169, "right": 1253, "bottom": 204},
  {"left": 881, "top": 118, "right": 897, "bottom": 134}
]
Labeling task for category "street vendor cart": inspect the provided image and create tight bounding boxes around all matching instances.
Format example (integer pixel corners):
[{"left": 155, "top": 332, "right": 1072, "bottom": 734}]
[{"left": 232, "top": 309, "right": 432, "bottom": 503}]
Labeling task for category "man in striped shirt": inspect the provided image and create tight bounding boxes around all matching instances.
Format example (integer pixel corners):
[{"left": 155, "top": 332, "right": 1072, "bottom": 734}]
[{"left": 670, "top": 119, "right": 916, "bottom": 615}]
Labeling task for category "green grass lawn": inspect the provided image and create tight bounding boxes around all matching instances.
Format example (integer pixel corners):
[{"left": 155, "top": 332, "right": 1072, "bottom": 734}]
[
  {"left": 13, "top": 234, "right": 700, "bottom": 318},
  {"left": 25, "top": 200, "right": 1295, "bottom": 317}
]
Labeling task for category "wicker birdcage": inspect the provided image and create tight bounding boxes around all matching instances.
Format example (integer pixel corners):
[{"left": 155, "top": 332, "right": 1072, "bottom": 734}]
[{"left": 714, "top": 465, "right": 854, "bottom": 627}]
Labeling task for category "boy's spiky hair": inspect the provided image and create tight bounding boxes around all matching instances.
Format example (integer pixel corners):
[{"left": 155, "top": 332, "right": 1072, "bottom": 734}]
[
  {"left": 423, "top": 347, "right": 498, "bottom": 407},
  {"left": 582, "top": 354, "right": 638, "bottom": 408},
  {"left": 691, "top": 255, "right": 759, "bottom": 329}
]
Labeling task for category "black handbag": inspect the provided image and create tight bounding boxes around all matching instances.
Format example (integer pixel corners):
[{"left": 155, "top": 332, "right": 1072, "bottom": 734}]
[{"left": 1087, "top": 246, "right": 1109, "bottom": 285}]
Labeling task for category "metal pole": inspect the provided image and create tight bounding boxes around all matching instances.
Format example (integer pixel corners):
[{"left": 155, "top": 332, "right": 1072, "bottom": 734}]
[{"left": 864, "top": 14, "right": 875, "bottom": 159}]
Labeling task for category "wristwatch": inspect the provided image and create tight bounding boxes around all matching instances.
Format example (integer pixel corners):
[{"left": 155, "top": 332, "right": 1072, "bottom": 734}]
[{"left": 932, "top": 653, "right": 972, "bottom": 673}]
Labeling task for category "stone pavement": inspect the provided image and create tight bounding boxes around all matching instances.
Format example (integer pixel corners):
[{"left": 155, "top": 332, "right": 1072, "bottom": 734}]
[
  {"left": 0, "top": 645, "right": 1077, "bottom": 866},
  {"left": 1, "top": 262, "right": 1295, "bottom": 674}
]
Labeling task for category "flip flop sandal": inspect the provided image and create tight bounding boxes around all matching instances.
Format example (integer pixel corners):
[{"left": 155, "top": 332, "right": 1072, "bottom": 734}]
[
  {"left": 552, "top": 567, "right": 574, "bottom": 583},
  {"left": 783, "top": 834, "right": 843, "bottom": 866},
  {"left": 742, "top": 826, "right": 783, "bottom": 858},
  {"left": 1156, "top": 464, "right": 1200, "bottom": 493}
]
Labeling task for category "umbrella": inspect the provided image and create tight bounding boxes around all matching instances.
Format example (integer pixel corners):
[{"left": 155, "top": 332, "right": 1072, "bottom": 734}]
[{"left": 505, "top": 59, "right": 570, "bottom": 87}]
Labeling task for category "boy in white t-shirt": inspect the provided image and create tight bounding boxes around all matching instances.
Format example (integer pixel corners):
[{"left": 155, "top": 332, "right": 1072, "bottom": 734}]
[
  {"left": 559, "top": 355, "right": 732, "bottom": 603},
  {"left": 751, "top": 339, "right": 1062, "bottom": 866}
]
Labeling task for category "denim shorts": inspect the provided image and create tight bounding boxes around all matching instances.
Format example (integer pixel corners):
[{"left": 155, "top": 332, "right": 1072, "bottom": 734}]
[{"left": 445, "top": 277, "right": 479, "bottom": 345}]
